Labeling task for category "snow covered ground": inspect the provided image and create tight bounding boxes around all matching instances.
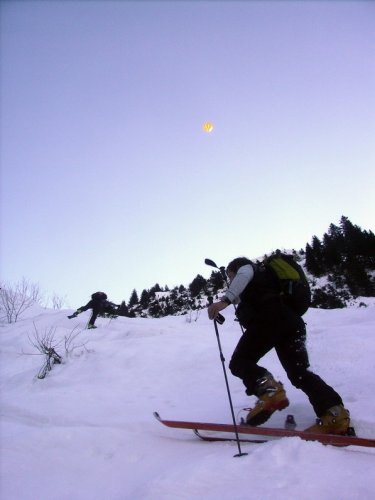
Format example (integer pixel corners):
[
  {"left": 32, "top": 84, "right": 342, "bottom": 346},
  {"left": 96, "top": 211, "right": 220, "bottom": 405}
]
[{"left": 1, "top": 301, "right": 375, "bottom": 500}]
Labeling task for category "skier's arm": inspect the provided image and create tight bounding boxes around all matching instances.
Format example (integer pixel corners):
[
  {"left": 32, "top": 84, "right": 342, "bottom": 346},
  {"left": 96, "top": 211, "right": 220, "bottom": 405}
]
[
  {"left": 76, "top": 300, "right": 94, "bottom": 314},
  {"left": 67, "top": 301, "right": 92, "bottom": 319},
  {"left": 222, "top": 264, "right": 254, "bottom": 305},
  {"left": 207, "top": 264, "right": 254, "bottom": 320},
  {"left": 78, "top": 301, "right": 92, "bottom": 312}
]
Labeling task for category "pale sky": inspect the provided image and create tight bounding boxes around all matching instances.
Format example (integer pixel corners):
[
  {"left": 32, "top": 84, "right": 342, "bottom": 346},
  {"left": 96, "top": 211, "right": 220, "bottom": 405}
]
[{"left": 1, "top": 0, "right": 374, "bottom": 308}]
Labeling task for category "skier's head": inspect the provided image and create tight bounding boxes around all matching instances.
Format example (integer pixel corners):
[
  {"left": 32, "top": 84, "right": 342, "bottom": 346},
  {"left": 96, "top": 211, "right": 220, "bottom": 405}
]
[
  {"left": 226, "top": 257, "right": 252, "bottom": 281},
  {"left": 91, "top": 291, "right": 108, "bottom": 300}
]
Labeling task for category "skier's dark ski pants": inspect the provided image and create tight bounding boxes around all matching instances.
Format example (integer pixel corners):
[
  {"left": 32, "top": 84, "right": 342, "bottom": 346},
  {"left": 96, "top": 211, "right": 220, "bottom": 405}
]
[{"left": 229, "top": 303, "right": 343, "bottom": 417}]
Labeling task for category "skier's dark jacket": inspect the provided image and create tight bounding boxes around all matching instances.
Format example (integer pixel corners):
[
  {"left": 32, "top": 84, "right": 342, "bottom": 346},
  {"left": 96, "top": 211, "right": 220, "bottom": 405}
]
[
  {"left": 225, "top": 260, "right": 292, "bottom": 329},
  {"left": 78, "top": 292, "right": 117, "bottom": 316},
  {"left": 235, "top": 266, "right": 286, "bottom": 328}
]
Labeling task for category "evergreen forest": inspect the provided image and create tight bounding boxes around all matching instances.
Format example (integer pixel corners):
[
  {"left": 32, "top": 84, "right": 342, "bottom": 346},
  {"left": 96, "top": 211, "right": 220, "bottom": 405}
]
[{"left": 123, "top": 216, "right": 375, "bottom": 318}]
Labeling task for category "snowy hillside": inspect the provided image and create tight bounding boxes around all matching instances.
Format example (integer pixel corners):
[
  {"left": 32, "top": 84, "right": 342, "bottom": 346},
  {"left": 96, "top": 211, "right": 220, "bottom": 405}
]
[{"left": 1, "top": 301, "right": 375, "bottom": 500}]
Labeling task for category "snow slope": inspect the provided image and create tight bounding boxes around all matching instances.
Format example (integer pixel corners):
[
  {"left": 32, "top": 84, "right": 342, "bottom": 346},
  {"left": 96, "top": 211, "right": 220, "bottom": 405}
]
[{"left": 1, "top": 302, "right": 375, "bottom": 500}]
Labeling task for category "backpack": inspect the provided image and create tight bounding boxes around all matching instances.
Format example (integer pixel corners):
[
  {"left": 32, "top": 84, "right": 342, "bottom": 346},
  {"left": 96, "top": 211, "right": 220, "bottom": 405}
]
[
  {"left": 260, "top": 252, "right": 311, "bottom": 316},
  {"left": 91, "top": 291, "right": 108, "bottom": 301}
]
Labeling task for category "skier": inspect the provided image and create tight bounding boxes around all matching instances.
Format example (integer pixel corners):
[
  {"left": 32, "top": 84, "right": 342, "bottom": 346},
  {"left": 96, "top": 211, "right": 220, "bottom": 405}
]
[
  {"left": 207, "top": 257, "right": 350, "bottom": 435},
  {"left": 68, "top": 292, "right": 119, "bottom": 329}
]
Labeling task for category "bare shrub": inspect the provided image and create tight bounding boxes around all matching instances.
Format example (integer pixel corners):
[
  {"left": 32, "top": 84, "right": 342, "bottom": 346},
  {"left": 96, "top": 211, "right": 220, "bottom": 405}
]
[
  {"left": 63, "top": 326, "right": 89, "bottom": 356},
  {"left": 0, "top": 278, "right": 43, "bottom": 323},
  {"left": 50, "top": 293, "right": 66, "bottom": 310},
  {"left": 27, "top": 325, "right": 62, "bottom": 379},
  {"left": 25, "top": 324, "right": 89, "bottom": 379},
  {"left": 185, "top": 308, "right": 201, "bottom": 323}
]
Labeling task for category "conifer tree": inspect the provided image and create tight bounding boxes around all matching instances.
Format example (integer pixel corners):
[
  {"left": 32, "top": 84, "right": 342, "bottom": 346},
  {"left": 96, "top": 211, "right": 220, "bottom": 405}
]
[
  {"left": 140, "top": 289, "right": 150, "bottom": 308},
  {"left": 322, "top": 232, "right": 341, "bottom": 268},
  {"left": 209, "top": 270, "right": 225, "bottom": 293},
  {"left": 305, "top": 239, "right": 324, "bottom": 276},
  {"left": 128, "top": 289, "right": 139, "bottom": 307},
  {"left": 345, "top": 257, "right": 374, "bottom": 296},
  {"left": 149, "top": 284, "right": 162, "bottom": 298},
  {"left": 189, "top": 274, "right": 207, "bottom": 298}
]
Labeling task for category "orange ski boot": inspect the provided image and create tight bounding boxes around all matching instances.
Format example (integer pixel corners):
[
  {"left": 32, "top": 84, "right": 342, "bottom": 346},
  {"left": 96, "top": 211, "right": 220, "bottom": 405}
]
[{"left": 246, "top": 373, "right": 289, "bottom": 426}]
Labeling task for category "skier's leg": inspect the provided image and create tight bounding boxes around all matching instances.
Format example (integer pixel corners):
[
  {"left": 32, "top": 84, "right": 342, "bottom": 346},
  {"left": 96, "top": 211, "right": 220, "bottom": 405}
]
[
  {"left": 276, "top": 318, "right": 343, "bottom": 416},
  {"left": 229, "top": 326, "right": 272, "bottom": 394},
  {"left": 88, "top": 306, "right": 99, "bottom": 328}
]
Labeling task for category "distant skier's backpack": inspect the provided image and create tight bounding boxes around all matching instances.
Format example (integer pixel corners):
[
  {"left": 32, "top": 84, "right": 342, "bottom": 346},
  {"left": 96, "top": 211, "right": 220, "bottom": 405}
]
[{"left": 260, "top": 252, "right": 311, "bottom": 316}]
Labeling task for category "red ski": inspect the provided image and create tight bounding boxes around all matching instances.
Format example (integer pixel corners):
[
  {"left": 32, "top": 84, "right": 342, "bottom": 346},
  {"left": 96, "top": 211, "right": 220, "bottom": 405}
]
[{"left": 154, "top": 412, "right": 375, "bottom": 448}]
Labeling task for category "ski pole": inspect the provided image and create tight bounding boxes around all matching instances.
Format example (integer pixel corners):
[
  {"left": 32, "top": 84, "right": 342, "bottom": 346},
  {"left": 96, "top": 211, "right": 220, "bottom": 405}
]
[
  {"left": 205, "top": 258, "right": 228, "bottom": 285},
  {"left": 208, "top": 298, "right": 247, "bottom": 457}
]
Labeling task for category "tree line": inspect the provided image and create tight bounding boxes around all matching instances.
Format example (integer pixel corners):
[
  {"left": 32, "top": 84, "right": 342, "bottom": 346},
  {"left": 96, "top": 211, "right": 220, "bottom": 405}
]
[
  {"left": 2, "top": 216, "right": 373, "bottom": 323},
  {"left": 305, "top": 216, "right": 375, "bottom": 307},
  {"left": 125, "top": 216, "right": 375, "bottom": 316},
  {"left": 124, "top": 270, "right": 226, "bottom": 319}
]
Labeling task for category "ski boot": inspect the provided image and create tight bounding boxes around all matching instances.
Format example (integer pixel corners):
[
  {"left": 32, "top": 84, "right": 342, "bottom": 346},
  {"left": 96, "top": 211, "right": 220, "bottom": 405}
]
[
  {"left": 305, "top": 405, "right": 350, "bottom": 435},
  {"left": 246, "top": 373, "right": 289, "bottom": 426},
  {"left": 87, "top": 324, "right": 97, "bottom": 330}
]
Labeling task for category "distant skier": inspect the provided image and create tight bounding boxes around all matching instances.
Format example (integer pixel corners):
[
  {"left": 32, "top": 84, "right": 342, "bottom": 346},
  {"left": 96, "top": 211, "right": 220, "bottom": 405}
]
[
  {"left": 207, "top": 256, "right": 351, "bottom": 435},
  {"left": 68, "top": 292, "right": 119, "bottom": 329}
]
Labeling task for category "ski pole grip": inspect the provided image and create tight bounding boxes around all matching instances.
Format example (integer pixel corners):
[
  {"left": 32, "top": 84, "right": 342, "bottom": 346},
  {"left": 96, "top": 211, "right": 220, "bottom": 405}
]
[{"left": 215, "top": 313, "right": 225, "bottom": 325}]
